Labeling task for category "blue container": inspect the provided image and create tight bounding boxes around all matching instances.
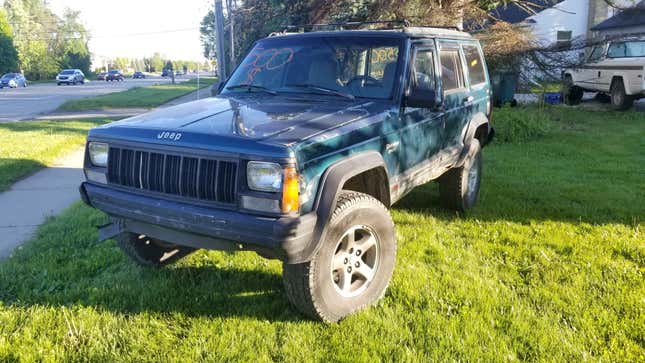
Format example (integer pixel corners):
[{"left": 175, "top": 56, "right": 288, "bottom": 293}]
[{"left": 544, "top": 92, "right": 562, "bottom": 105}]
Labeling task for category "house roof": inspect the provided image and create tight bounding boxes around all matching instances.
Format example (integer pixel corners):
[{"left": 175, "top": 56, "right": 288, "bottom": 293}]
[
  {"left": 591, "top": 1, "right": 645, "bottom": 31},
  {"left": 490, "top": 0, "right": 564, "bottom": 24}
]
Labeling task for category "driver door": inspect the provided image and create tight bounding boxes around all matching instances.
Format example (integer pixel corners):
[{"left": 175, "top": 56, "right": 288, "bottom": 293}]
[{"left": 398, "top": 43, "right": 444, "bottom": 172}]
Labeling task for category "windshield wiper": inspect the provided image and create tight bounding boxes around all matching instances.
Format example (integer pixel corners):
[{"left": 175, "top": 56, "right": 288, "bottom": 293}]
[
  {"left": 226, "top": 84, "right": 278, "bottom": 95},
  {"left": 286, "top": 83, "right": 355, "bottom": 100}
]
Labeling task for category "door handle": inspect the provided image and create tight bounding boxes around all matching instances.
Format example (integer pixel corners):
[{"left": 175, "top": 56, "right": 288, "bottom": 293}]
[
  {"left": 385, "top": 141, "right": 400, "bottom": 153},
  {"left": 463, "top": 96, "right": 474, "bottom": 104},
  {"left": 598, "top": 71, "right": 601, "bottom": 77}
]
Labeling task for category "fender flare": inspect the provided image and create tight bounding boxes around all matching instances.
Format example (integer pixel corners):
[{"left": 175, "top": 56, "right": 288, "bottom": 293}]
[
  {"left": 283, "top": 151, "right": 389, "bottom": 263},
  {"left": 456, "top": 112, "right": 490, "bottom": 167}
]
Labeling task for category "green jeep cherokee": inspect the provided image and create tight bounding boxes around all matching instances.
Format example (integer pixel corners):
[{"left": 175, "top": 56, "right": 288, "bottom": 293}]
[{"left": 80, "top": 23, "right": 494, "bottom": 322}]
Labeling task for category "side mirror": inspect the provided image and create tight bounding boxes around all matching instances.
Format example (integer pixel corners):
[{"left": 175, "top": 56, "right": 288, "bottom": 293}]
[
  {"left": 405, "top": 87, "right": 439, "bottom": 109},
  {"left": 211, "top": 80, "right": 226, "bottom": 96}
]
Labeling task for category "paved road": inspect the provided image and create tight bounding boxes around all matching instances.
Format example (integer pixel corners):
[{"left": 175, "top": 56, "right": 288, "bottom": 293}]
[{"left": 0, "top": 76, "right": 195, "bottom": 122}]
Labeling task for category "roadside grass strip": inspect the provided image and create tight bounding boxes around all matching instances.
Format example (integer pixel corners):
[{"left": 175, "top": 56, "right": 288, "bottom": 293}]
[{"left": 58, "top": 78, "right": 217, "bottom": 111}]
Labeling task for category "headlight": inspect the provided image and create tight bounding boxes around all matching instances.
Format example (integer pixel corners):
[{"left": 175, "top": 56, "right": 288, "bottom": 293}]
[
  {"left": 88, "top": 142, "right": 109, "bottom": 167},
  {"left": 247, "top": 161, "right": 282, "bottom": 192}
]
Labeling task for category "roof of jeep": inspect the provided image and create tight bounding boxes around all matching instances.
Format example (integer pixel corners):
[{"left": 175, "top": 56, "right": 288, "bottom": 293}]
[{"left": 267, "top": 27, "right": 474, "bottom": 41}]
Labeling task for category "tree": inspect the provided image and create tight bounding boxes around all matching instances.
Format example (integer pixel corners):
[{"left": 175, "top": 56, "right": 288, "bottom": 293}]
[
  {"left": 4, "top": 0, "right": 92, "bottom": 79},
  {"left": 0, "top": 8, "right": 19, "bottom": 73},
  {"left": 56, "top": 9, "right": 91, "bottom": 74},
  {"left": 150, "top": 52, "right": 164, "bottom": 72}
]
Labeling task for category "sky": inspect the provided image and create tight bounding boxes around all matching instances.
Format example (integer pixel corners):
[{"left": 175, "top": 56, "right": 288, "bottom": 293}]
[{"left": 48, "top": 0, "right": 212, "bottom": 62}]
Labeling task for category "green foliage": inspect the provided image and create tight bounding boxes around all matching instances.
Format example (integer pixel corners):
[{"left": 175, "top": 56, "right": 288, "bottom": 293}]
[
  {"left": 3, "top": 0, "right": 91, "bottom": 79},
  {"left": 0, "top": 119, "right": 106, "bottom": 191},
  {"left": 0, "top": 9, "right": 19, "bottom": 73},
  {"left": 0, "top": 106, "right": 643, "bottom": 361},
  {"left": 492, "top": 105, "right": 557, "bottom": 143}
]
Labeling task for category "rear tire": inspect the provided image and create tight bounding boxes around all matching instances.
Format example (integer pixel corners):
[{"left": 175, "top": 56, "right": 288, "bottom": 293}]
[
  {"left": 610, "top": 78, "right": 633, "bottom": 111},
  {"left": 562, "top": 76, "right": 583, "bottom": 105},
  {"left": 117, "top": 233, "right": 195, "bottom": 267},
  {"left": 282, "top": 191, "right": 396, "bottom": 322},
  {"left": 439, "top": 138, "right": 482, "bottom": 212}
]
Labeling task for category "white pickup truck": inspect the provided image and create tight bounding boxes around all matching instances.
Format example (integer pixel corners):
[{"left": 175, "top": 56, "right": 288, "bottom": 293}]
[{"left": 562, "top": 38, "right": 645, "bottom": 110}]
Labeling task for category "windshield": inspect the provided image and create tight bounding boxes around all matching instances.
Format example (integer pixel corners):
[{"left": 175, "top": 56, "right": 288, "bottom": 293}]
[
  {"left": 109, "top": 70, "right": 119, "bottom": 74},
  {"left": 1, "top": 73, "right": 15, "bottom": 79},
  {"left": 607, "top": 41, "right": 645, "bottom": 58},
  {"left": 60, "top": 70, "right": 75, "bottom": 75},
  {"left": 222, "top": 36, "right": 403, "bottom": 100}
]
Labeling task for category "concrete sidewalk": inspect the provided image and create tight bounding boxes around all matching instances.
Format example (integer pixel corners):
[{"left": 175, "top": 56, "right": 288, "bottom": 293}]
[{"left": 0, "top": 149, "right": 85, "bottom": 259}]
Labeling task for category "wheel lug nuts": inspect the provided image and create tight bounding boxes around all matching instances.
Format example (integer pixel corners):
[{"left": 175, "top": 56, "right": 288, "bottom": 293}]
[
  {"left": 343, "top": 258, "right": 348, "bottom": 264},
  {"left": 349, "top": 248, "right": 354, "bottom": 253},
  {"left": 356, "top": 250, "right": 361, "bottom": 256},
  {"left": 347, "top": 266, "right": 352, "bottom": 273},
  {"left": 354, "top": 262, "right": 360, "bottom": 268}
]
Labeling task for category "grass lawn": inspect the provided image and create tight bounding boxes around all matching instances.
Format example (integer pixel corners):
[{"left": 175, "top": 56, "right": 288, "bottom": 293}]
[
  {"left": 0, "top": 119, "right": 107, "bottom": 192},
  {"left": 0, "top": 106, "right": 643, "bottom": 361},
  {"left": 58, "top": 78, "right": 217, "bottom": 112}
]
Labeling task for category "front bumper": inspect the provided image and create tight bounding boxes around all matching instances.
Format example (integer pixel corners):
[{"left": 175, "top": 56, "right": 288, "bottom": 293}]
[{"left": 80, "top": 182, "right": 317, "bottom": 261}]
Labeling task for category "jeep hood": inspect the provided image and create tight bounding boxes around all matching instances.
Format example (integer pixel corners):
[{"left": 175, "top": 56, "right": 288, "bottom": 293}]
[{"left": 92, "top": 95, "right": 391, "bottom": 147}]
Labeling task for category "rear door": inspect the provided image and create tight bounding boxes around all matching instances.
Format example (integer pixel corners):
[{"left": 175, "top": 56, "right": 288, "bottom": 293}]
[{"left": 438, "top": 41, "right": 469, "bottom": 150}]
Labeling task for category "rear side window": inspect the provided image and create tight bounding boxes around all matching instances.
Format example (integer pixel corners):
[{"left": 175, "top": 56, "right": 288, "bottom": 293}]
[
  {"left": 439, "top": 48, "right": 465, "bottom": 92},
  {"left": 607, "top": 41, "right": 645, "bottom": 58},
  {"left": 463, "top": 45, "right": 486, "bottom": 85}
]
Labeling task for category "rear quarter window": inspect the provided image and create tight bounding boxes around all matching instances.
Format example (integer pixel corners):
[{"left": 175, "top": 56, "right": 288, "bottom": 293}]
[{"left": 463, "top": 45, "right": 486, "bottom": 85}]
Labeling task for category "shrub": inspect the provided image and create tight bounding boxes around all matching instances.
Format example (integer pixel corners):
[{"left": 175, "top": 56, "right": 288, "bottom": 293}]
[{"left": 492, "top": 106, "right": 556, "bottom": 143}]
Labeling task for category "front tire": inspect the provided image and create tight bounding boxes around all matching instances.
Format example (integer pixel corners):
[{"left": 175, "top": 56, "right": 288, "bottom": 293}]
[
  {"left": 610, "top": 78, "right": 633, "bottom": 111},
  {"left": 282, "top": 191, "right": 396, "bottom": 322},
  {"left": 117, "top": 233, "right": 195, "bottom": 267},
  {"left": 439, "top": 138, "right": 482, "bottom": 212}
]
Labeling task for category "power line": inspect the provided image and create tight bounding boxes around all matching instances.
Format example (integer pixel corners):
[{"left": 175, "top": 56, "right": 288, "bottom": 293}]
[{"left": 10, "top": 26, "right": 201, "bottom": 41}]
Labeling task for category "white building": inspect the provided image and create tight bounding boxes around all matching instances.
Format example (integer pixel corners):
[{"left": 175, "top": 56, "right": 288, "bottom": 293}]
[{"left": 490, "top": 0, "right": 636, "bottom": 47}]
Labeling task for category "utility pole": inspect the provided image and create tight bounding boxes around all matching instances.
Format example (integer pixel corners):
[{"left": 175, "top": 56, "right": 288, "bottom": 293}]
[
  {"left": 214, "top": 0, "right": 227, "bottom": 80},
  {"left": 227, "top": 0, "right": 235, "bottom": 67}
]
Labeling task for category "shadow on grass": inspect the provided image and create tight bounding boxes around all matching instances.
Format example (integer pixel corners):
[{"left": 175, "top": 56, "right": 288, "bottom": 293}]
[{"left": 1, "top": 260, "right": 300, "bottom": 322}]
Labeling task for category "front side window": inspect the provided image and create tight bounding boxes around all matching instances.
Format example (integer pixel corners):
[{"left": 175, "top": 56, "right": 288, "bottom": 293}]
[
  {"left": 411, "top": 48, "right": 436, "bottom": 91},
  {"left": 607, "top": 41, "right": 645, "bottom": 58},
  {"left": 223, "top": 36, "right": 403, "bottom": 100},
  {"left": 462, "top": 44, "right": 486, "bottom": 85},
  {"left": 588, "top": 46, "right": 605, "bottom": 62},
  {"left": 439, "top": 48, "right": 465, "bottom": 92}
]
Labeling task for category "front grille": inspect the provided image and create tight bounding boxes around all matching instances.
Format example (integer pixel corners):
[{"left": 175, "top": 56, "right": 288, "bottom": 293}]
[{"left": 107, "top": 146, "right": 238, "bottom": 204}]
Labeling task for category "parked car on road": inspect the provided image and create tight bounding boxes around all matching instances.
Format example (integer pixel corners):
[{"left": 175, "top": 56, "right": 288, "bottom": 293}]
[
  {"left": 0, "top": 73, "right": 27, "bottom": 88},
  {"left": 80, "top": 22, "right": 494, "bottom": 322},
  {"left": 133, "top": 71, "right": 145, "bottom": 79},
  {"left": 563, "top": 37, "right": 645, "bottom": 110},
  {"left": 97, "top": 72, "right": 108, "bottom": 80},
  {"left": 161, "top": 69, "right": 172, "bottom": 77},
  {"left": 106, "top": 70, "right": 124, "bottom": 82},
  {"left": 56, "top": 69, "right": 85, "bottom": 85}
]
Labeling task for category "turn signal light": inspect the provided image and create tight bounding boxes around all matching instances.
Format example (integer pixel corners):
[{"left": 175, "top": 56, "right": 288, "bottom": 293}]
[{"left": 282, "top": 167, "right": 299, "bottom": 213}]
